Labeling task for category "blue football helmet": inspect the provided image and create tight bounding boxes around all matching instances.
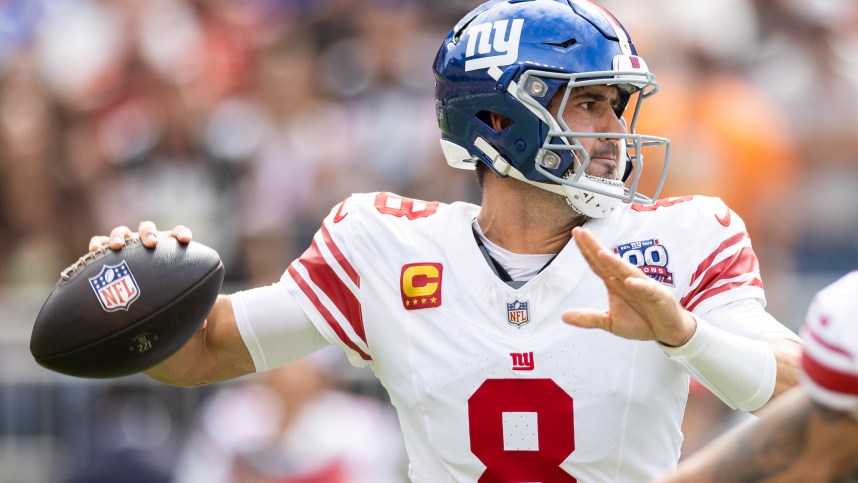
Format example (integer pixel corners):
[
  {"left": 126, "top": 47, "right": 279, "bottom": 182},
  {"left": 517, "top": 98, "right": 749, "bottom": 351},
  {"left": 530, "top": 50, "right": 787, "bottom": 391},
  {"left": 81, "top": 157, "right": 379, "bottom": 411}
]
[{"left": 433, "top": 0, "right": 670, "bottom": 217}]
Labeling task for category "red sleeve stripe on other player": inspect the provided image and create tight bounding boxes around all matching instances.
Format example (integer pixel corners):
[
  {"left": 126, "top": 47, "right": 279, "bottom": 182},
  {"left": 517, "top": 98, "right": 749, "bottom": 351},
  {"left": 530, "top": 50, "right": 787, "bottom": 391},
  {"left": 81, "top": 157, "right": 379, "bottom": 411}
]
[
  {"left": 804, "top": 324, "right": 854, "bottom": 360},
  {"left": 321, "top": 223, "right": 359, "bottom": 286},
  {"left": 802, "top": 351, "right": 858, "bottom": 397},
  {"left": 288, "top": 264, "right": 371, "bottom": 361},
  {"left": 296, "top": 237, "right": 367, "bottom": 344}
]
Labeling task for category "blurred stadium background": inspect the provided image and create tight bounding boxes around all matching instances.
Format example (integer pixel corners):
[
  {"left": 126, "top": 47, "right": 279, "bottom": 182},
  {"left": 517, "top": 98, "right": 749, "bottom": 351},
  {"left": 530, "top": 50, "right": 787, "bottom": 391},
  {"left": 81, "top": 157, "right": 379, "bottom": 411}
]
[{"left": 0, "top": 0, "right": 856, "bottom": 481}]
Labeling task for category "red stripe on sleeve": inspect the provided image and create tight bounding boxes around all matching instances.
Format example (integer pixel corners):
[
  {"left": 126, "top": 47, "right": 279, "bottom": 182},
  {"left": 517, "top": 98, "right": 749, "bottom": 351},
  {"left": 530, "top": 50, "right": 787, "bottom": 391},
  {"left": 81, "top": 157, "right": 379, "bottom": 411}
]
[
  {"left": 296, "top": 238, "right": 367, "bottom": 343},
  {"left": 321, "top": 223, "right": 359, "bottom": 286},
  {"left": 688, "top": 232, "right": 748, "bottom": 286},
  {"left": 681, "top": 245, "right": 761, "bottom": 310},
  {"left": 684, "top": 278, "right": 764, "bottom": 312},
  {"left": 802, "top": 351, "right": 858, "bottom": 397},
  {"left": 288, "top": 264, "right": 371, "bottom": 361}
]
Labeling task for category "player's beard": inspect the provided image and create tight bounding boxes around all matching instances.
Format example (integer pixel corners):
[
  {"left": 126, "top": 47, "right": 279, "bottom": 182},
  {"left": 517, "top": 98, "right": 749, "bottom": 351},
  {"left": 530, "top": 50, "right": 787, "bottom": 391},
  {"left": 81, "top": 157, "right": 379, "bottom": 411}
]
[{"left": 584, "top": 141, "right": 621, "bottom": 180}]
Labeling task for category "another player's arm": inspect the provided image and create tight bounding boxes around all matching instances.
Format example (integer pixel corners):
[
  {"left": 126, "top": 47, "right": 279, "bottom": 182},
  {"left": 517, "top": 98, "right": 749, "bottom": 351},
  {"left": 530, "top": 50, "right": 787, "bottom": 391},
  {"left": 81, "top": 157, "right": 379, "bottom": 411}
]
[
  {"left": 89, "top": 222, "right": 255, "bottom": 386},
  {"left": 657, "top": 387, "right": 858, "bottom": 482}
]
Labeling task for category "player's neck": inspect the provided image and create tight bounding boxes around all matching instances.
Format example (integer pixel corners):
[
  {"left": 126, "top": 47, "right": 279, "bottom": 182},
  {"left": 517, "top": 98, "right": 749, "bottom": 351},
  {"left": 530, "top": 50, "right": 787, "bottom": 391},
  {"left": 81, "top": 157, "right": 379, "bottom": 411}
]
[{"left": 477, "top": 176, "right": 587, "bottom": 255}]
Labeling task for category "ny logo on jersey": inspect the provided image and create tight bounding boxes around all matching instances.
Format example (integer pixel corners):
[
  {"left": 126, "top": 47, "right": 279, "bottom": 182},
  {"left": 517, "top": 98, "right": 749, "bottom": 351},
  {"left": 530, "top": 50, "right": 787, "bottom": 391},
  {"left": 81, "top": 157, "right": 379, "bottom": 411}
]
[
  {"left": 506, "top": 299, "right": 529, "bottom": 327},
  {"left": 510, "top": 352, "right": 534, "bottom": 371},
  {"left": 464, "top": 19, "right": 525, "bottom": 72},
  {"left": 400, "top": 263, "right": 443, "bottom": 310},
  {"left": 613, "top": 239, "right": 675, "bottom": 286}
]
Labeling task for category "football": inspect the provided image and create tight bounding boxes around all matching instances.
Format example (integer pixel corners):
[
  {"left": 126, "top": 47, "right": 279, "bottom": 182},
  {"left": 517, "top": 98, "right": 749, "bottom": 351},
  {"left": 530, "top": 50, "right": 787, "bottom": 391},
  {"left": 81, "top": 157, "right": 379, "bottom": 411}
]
[{"left": 30, "top": 236, "right": 224, "bottom": 378}]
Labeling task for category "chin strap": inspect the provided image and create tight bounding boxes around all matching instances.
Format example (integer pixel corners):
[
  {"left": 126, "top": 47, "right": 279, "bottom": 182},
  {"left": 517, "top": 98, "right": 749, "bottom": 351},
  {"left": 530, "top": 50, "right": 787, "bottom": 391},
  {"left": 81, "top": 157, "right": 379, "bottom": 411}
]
[
  {"left": 471, "top": 137, "right": 564, "bottom": 193},
  {"left": 440, "top": 136, "right": 622, "bottom": 218},
  {"left": 472, "top": 137, "right": 619, "bottom": 218}
]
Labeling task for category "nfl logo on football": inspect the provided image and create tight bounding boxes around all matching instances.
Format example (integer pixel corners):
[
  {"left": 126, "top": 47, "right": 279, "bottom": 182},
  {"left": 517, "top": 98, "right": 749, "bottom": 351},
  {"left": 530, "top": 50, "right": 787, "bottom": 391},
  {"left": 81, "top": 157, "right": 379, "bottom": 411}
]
[
  {"left": 506, "top": 299, "right": 529, "bottom": 327},
  {"left": 88, "top": 261, "right": 141, "bottom": 312}
]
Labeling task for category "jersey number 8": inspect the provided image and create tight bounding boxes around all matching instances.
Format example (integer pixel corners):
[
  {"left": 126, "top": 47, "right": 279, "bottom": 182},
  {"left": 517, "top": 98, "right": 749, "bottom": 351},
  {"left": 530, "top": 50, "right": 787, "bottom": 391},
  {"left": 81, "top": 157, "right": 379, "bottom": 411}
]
[{"left": 468, "top": 379, "right": 577, "bottom": 482}]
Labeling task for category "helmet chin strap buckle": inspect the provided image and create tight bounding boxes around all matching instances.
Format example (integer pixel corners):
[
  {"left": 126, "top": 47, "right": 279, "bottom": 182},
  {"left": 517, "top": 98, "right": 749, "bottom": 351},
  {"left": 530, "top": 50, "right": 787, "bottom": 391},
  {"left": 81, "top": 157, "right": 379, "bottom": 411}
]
[{"left": 474, "top": 136, "right": 512, "bottom": 175}]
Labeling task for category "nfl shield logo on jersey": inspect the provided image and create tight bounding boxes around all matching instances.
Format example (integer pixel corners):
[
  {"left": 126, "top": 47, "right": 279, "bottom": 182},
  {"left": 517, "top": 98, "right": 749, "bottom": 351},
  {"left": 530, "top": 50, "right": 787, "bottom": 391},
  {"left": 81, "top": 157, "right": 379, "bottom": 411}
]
[
  {"left": 506, "top": 300, "right": 529, "bottom": 327},
  {"left": 89, "top": 261, "right": 140, "bottom": 312}
]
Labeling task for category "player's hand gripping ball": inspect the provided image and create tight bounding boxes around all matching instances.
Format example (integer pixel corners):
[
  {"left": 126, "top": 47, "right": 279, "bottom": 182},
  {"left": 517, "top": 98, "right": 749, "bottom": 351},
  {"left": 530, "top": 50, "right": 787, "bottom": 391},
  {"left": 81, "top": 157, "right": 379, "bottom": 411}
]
[{"left": 30, "top": 236, "right": 224, "bottom": 378}]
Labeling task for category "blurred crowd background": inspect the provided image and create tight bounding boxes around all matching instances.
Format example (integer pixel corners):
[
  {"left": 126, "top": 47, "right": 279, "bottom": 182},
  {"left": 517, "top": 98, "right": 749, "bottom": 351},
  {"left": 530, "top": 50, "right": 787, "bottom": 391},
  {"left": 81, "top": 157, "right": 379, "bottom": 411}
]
[{"left": 0, "top": 0, "right": 856, "bottom": 481}]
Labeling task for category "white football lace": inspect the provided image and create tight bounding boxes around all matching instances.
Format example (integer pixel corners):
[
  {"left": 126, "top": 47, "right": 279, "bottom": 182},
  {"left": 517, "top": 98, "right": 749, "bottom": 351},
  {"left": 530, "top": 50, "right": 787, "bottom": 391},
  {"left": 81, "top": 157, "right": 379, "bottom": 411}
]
[{"left": 60, "top": 235, "right": 141, "bottom": 281}]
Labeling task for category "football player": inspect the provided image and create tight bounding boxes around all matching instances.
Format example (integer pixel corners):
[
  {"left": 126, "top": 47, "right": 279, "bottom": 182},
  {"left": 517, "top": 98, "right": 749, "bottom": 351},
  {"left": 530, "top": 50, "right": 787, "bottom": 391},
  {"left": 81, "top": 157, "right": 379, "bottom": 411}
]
[
  {"left": 657, "top": 271, "right": 858, "bottom": 482},
  {"left": 91, "top": 0, "right": 803, "bottom": 480}
]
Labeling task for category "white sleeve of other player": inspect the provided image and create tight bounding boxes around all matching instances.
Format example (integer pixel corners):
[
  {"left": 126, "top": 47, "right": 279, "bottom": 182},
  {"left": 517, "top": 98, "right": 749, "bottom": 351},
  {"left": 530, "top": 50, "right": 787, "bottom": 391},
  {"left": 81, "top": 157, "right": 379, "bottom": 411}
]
[
  {"left": 799, "top": 271, "right": 858, "bottom": 419},
  {"left": 230, "top": 283, "right": 330, "bottom": 373}
]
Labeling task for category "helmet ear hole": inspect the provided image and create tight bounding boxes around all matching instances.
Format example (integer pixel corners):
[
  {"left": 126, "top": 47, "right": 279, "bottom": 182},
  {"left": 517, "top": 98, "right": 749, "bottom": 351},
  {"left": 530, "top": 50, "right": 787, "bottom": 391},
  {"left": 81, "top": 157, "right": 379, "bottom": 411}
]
[{"left": 477, "top": 110, "right": 515, "bottom": 133}]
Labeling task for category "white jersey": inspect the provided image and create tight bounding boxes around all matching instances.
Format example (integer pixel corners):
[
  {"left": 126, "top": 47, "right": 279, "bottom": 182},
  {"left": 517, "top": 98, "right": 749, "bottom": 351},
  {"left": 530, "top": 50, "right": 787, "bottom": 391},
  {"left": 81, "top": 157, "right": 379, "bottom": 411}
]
[
  {"left": 800, "top": 271, "right": 858, "bottom": 419},
  {"left": 281, "top": 192, "right": 792, "bottom": 482}
]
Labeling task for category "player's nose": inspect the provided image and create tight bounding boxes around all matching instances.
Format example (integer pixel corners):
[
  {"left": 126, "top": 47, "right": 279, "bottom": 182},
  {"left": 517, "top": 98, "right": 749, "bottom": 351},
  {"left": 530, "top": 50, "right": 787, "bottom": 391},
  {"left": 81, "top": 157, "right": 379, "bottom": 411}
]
[{"left": 599, "top": 111, "right": 626, "bottom": 137}]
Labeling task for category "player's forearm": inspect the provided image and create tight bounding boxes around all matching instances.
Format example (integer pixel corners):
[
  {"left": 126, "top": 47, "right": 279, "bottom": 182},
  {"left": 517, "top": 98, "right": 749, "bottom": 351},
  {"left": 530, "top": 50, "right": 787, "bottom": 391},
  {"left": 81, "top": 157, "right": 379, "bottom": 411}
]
[
  {"left": 762, "top": 337, "right": 803, "bottom": 404},
  {"left": 144, "top": 296, "right": 254, "bottom": 386},
  {"left": 657, "top": 388, "right": 858, "bottom": 482}
]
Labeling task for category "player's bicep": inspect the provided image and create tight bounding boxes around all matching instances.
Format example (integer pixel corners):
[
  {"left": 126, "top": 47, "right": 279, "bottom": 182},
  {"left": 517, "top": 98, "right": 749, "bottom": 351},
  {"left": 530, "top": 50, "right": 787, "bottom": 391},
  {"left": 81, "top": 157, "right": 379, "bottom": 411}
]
[{"left": 230, "top": 282, "right": 329, "bottom": 372}]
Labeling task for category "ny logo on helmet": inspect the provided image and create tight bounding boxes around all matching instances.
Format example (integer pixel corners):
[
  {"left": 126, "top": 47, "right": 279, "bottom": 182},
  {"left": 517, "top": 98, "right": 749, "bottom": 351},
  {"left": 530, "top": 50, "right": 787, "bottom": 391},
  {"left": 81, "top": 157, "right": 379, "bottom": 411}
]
[{"left": 464, "top": 19, "right": 524, "bottom": 72}]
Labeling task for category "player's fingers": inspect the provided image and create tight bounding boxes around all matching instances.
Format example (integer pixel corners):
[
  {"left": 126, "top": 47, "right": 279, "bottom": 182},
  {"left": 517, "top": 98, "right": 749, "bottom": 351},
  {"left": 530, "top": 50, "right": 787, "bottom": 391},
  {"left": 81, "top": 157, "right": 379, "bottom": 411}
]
[
  {"left": 108, "top": 226, "right": 134, "bottom": 250},
  {"left": 595, "top": 248, "right": 647, "bottom": 281},
  {"left": 170, "top": 225, "right": 193, "bottom": 244},
  {"left": 138, "top": 221, "right": 160, "bottom": 247},
  {"left": 561, "top": 308, "right": 610, "bottom": 331},
  {"left": 571, "top": 227, "right": 600, "bottom": 258},
  {"left": 624, "top": 277, "right": 665, "bottom": 302},
  {"left": 573, "top": 231, "right": 641, "bottom": 285},
  {"left": 88, "top": 235, "right": 110, "bottom": 252},
  {"left": 572, "top": 227, "right": 612, "bottom": 279}
]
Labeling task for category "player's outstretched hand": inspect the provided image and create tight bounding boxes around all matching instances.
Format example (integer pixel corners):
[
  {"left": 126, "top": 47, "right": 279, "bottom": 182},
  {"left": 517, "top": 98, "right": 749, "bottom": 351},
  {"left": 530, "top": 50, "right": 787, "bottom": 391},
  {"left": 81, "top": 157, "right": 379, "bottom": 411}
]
[
  {"left": 88, "top": 221, "right": 193, "bottom": 252},
  {"left": 561, "top": 227, "right": 696, "bottom": 347}
]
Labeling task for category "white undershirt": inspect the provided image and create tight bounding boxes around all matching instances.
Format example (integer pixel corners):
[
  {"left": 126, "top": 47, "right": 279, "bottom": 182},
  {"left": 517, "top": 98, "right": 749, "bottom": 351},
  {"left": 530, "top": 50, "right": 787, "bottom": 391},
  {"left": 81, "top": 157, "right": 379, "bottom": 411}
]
[{"left": 471, "top": 220, "right": 557, "bottom": 282}]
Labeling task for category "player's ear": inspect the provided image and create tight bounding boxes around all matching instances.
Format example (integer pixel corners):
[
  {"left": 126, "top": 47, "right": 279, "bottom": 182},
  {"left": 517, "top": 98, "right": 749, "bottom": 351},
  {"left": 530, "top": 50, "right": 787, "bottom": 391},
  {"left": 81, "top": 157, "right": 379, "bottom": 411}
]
[{"left": 489, "top": 112, "right": 514, "bottom": 132}]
